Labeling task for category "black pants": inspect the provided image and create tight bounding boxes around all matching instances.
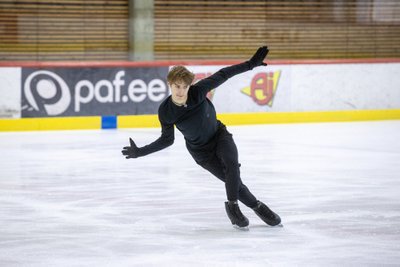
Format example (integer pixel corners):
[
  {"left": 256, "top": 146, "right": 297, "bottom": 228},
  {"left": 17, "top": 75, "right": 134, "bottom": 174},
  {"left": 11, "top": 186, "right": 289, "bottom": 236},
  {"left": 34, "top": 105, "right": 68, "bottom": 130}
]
[{"left": 191, "top": 125, "right": 258, "bottom": 208}]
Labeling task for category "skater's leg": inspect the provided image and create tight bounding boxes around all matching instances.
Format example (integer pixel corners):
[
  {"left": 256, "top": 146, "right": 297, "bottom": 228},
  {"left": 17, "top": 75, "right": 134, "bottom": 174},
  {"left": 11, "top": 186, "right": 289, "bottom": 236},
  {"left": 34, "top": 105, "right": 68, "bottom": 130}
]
[
  {"left": 238, "top": 183, "right": 258, "bottom": 208},
  {"left": 200, "top": 154, "right": 258, "bottom": 208},
  {"left": 200, "top": 156, "right": 281, "bottom": 226},
  {"left": 217, "top": 143, "right": 240, "bottom": 202},
  {"left": 215, "top": 132, "right": 259, "bottom": 208}
]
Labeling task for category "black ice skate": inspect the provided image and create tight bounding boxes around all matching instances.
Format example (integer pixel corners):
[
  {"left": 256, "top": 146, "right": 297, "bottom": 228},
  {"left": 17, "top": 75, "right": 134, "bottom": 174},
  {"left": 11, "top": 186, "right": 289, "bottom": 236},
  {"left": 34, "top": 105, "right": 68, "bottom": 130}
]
[
  {"left": 224, "top": 201, "right": 249, "bottom": 229},
  {"left": 253, "top": 201, "right": 281, "bottom": 226}
]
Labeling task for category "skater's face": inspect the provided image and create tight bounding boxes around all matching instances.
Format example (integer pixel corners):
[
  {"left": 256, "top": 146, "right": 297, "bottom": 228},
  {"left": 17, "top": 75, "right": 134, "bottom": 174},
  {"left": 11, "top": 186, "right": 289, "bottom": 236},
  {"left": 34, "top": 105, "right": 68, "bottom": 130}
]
[{"left": 169, "top": 80, "right": 190, "bottom": 105}]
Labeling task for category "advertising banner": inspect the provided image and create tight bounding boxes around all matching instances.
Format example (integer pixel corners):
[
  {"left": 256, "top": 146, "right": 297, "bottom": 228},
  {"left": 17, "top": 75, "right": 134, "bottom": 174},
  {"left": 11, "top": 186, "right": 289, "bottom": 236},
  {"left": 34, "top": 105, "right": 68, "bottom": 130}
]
[
  {"left": 187, "top": 65, "right": 291, "bottom": 113},
  {"left": 188, "top": 63, "right": 400, "bottom": 113},
  {"left": 1, "top": 61, "right": 398, "bottom": 119},
  {"left": 21, "top": 67, "right": 169, "bottom": 117}
]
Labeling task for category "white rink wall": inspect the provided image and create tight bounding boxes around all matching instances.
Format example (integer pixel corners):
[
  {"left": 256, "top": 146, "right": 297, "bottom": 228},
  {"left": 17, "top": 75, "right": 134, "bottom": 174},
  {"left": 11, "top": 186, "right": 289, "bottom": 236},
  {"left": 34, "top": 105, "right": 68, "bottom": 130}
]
[
  {"left": 0, "top": 62, "right": 399, "bottom": 118},
  {"left": 0, "top": 67, "right": 20, "bottom": 118},
  {"left": 188, "top": 62, "right": 400, "bottom": 113},
  {"left": 290, "top": 63, "right": 400, "bottom": 111}
]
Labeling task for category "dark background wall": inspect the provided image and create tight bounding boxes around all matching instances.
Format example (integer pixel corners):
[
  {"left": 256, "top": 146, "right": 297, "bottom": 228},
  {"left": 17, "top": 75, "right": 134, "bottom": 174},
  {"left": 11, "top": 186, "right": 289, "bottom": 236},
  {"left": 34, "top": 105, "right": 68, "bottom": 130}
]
[
  {"left": 0, "top": 0, "right": 129, "bottom": 60},
  {"left": 1, "top": 0, "right": 399, "bottom": 61}
]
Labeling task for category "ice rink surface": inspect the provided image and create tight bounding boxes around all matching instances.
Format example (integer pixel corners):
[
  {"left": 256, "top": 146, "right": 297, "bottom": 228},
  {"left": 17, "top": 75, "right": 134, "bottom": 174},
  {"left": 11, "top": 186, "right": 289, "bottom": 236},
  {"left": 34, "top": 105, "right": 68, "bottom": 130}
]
[{"left": 1, "top": 121, "right": 400, "bottom": 266}]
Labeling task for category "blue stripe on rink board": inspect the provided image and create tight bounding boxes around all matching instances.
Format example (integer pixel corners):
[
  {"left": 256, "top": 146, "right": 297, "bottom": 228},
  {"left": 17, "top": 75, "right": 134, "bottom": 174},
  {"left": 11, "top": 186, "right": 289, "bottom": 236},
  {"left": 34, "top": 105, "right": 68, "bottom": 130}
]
[{"left": 101, "top": 116, "right": 117, "bottom": 129}]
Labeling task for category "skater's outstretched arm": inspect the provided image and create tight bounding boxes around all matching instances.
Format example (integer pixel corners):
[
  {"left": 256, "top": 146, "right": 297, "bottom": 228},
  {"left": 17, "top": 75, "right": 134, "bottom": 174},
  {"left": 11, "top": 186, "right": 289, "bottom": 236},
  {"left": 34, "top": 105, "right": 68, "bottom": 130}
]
[
  {"left": 193, "top": 46, "right": 269, "bottom": 95},
  {"left": 121, "top": 120, "right": 174, "bottom": 159}
]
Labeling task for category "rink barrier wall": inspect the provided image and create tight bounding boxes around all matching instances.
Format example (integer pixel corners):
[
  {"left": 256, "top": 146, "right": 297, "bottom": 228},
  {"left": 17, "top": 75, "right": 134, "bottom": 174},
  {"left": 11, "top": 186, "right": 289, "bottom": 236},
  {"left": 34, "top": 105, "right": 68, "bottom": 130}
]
[
  {"left": 1, "top": 109, "right": 400, "bottom": 131},
  {"left": 1, "top": 58, "right": 400, "bottom": 131}
]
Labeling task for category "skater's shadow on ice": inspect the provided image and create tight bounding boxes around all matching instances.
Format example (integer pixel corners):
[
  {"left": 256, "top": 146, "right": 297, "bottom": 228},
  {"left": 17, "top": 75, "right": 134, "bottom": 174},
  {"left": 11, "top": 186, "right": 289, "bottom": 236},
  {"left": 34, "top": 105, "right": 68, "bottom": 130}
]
[
  {"left": 182, "top": 224, "right": 284, "bottom": 237},
  {"left": 250, "top": 224, "right": 284, "bottom": 229}
]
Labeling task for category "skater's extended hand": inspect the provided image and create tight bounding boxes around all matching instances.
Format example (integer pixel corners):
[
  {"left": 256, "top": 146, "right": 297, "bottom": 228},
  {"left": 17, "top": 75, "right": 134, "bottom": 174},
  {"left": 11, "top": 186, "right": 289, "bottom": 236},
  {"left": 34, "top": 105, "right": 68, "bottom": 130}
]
[
  {"left": 122, "top": 138, "right": 140, "bottom": 159},
  {"left": 248, "top": 46, "right": 269, "bottom": 69}
]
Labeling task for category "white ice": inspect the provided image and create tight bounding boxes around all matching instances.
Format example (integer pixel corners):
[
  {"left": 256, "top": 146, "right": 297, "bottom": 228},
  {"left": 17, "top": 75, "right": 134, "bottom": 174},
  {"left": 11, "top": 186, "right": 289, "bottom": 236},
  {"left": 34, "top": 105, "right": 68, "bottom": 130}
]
[{"left": 1, "top": 121, "right": 400, "bottom": 266}]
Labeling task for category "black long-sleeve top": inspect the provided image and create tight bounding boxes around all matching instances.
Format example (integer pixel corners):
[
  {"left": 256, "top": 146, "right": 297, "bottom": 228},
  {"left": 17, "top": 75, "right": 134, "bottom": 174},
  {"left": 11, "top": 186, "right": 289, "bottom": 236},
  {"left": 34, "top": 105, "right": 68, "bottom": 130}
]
[{"left": 137, "top": 61, "right": 253, "bottom": 160}]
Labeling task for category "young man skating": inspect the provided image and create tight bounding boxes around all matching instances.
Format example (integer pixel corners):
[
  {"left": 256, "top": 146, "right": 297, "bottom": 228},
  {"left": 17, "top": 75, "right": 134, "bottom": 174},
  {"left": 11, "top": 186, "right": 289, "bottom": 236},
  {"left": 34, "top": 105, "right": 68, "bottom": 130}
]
[{"left": 122, "top": 46, "right": 281, "bottom": 229}]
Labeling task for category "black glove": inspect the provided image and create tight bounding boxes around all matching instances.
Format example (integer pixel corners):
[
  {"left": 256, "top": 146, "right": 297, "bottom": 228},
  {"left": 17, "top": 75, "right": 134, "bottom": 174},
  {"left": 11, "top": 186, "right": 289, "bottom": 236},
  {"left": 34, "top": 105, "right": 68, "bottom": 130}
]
[
  {"left": 248, "top": 46, "right": 269, "bottom": 69},
  {"left": 122, "top": 138, "right": 140, "bottom": 159}
]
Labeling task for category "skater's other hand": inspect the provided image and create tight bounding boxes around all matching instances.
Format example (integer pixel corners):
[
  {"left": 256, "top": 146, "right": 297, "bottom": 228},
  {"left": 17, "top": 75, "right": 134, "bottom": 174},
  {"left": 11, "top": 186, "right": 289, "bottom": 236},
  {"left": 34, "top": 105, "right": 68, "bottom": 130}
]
[
  {"left": 248, "top": 46, "right": 269, "bottom": 69},
  {"left": 122, "top": 138, "right": 140, "bottom": 159}
]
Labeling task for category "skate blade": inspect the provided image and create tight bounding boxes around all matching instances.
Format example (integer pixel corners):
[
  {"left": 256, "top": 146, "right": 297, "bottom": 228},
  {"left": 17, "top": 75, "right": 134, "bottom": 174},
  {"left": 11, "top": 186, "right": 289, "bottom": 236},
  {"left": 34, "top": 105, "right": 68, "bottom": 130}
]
[{"left": 233, "top": 225, "right": 249, "bottom": 231}]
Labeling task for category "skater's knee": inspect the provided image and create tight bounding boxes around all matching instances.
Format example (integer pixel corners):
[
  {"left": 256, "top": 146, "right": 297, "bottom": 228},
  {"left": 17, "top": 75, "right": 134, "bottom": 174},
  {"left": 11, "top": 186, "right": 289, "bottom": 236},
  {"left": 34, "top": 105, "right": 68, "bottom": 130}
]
[
  {"left": 238, "top": 183, "right": 249, "bottom": 194},
  {"left": 223, "top": 157, "right": 240, "bottom": 169}
]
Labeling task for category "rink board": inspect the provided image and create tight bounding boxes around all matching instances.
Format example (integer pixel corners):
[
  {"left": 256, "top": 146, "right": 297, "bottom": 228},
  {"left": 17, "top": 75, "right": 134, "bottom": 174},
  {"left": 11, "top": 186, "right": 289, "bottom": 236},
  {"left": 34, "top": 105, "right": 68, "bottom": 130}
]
[{"left": 1, "top": 59, "right": 399, "bottom": 131}]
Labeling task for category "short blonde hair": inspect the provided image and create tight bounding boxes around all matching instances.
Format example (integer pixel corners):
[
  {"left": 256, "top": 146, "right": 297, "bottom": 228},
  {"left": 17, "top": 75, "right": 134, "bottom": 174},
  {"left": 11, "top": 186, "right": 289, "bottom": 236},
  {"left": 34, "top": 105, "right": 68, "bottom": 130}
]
[{"left": 167, "top": 66, "right": 195, "bottom": 85}]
